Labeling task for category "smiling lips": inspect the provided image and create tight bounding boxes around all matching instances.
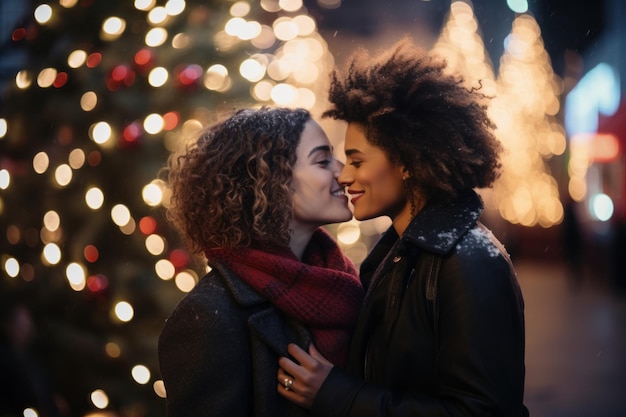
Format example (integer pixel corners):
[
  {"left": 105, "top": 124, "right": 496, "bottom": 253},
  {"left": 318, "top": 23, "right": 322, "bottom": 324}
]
[
  {"left": 331, "top": 188, "right": 348, "bottom": 201},
  {"left": 347, "top": 189, "right": 364, "bottom": 205}
]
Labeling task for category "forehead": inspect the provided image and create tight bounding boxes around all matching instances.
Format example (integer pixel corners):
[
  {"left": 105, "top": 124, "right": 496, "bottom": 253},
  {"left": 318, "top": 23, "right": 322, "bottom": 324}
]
[
  {"left": 345, "top": 123, "right": 378, "bottom": 151},
  {"left": 297, "top": 120, "right": 331, "bottom": 154}
]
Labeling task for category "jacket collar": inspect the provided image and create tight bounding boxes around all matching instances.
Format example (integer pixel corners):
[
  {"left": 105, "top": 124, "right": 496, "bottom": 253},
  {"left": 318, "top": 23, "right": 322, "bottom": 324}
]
[
  {"left": 210, "top": 261, "right": 268, "bottom": 307},
  {"left": 208, "top": 260, "right": 312, "bottom": 356},
  {"left": 402, "top": 189, "right": 483, "bottom": 255}
]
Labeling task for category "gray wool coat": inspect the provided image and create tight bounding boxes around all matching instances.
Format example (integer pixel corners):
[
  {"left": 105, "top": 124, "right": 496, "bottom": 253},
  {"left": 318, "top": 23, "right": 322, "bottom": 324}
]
[{"left": 158, "top": 261, "right": 311, "bottom": 417}]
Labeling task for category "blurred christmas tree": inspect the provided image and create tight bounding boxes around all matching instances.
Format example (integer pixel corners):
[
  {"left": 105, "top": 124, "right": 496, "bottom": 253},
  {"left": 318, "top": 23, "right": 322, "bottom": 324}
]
[{"left": 0, "top": 0, "right": 335, "bottom": 416}]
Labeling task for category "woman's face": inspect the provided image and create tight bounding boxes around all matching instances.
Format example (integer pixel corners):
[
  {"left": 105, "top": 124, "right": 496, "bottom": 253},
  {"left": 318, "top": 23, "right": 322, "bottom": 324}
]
[
  {"left": 339, "top": 123, "right": 409, "bottom": 224},
  {"left": 290, "top": 120, "right": 352, "bottom": 230}
]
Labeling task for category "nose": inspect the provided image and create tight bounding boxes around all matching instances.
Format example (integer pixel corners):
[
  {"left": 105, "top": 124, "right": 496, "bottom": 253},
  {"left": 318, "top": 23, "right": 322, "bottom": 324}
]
[{"left": 337, "top": 161, "right": 353, "bottom": 187}]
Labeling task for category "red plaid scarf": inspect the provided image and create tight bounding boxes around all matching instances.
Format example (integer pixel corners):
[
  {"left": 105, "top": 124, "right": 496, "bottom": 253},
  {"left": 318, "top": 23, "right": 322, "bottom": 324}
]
[{"left": 205, "top": 228, "right": 363, "bottom": 367}]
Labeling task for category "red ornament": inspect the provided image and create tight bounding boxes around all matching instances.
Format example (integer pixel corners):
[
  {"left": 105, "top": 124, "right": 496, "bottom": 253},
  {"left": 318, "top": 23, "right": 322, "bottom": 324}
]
[
  {"left": 139, "top": 216, "right": 158, "bottom": 235},
  {"left": 169, "top": 249, "right": 190, "bottom": 268}
]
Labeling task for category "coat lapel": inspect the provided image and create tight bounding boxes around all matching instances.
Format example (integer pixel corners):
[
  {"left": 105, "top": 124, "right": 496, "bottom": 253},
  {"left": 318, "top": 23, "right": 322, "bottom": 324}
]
[{"left": 212, "top": 261, "right": 311, "bottom": 417}]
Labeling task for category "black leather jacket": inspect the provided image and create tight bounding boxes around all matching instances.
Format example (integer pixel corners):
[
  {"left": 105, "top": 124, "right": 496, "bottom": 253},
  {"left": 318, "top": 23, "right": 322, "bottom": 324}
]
[{"left": 312, "top": 190, "right": 529, "bottom": 417}]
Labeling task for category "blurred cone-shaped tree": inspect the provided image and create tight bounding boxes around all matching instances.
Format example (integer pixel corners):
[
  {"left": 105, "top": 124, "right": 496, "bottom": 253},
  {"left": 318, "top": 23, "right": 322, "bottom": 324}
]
[
  {"left": 488, "top": 14, "right": 567, "bottom": 227},
  {"left": 431, "top": 0, "right": 496, "bottom": 95},
  {"left": 432, "top": 1, "right": 566, "bottom": 228},
  {"left": 0, "top": 0, "right": 335, "bottom": 416}
]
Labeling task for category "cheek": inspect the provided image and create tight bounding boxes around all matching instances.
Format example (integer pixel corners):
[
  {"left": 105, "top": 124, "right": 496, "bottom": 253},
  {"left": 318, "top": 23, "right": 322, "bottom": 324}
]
[{"left": 358, "top": 166, "right": 398, "bottom": 189}]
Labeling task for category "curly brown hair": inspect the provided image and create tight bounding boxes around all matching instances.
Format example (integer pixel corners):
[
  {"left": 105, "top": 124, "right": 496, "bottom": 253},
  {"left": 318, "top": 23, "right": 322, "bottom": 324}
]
[
  {"left": 323, "top": 38, "right": 502, "bottom": 202},
  {"left": 164, "top": 107, "right": 311, "bottom": 253}
]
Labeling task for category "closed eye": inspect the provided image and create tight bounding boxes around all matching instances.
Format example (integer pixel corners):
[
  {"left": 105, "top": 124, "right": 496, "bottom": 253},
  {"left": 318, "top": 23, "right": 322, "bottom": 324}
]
[{"left": 316, "top": 159, "right": 332, "bottom": 167}]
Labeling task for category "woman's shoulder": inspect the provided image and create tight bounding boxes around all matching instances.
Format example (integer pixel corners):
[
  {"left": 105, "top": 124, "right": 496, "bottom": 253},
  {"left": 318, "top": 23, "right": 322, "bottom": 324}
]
[
  {"left": 454, "top": 223, "right": 511, "bottom": 261},
  {"left": 441, "top": 223, "right": 521, "bottom": 297}
]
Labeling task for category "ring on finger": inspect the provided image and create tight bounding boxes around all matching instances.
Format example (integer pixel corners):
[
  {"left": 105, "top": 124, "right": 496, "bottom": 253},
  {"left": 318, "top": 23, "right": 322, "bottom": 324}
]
[{"left": 283, "top": 377, "right": 294, "bottom": 391}]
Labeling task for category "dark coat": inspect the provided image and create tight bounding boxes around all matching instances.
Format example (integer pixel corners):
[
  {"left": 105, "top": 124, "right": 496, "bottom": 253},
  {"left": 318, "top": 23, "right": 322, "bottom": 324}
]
[
  {"left": 158, "top": 261, "right": 311, "bottom": 417},
  {"left": 312, "top": 190, "right": 529, "bottom": 417}
]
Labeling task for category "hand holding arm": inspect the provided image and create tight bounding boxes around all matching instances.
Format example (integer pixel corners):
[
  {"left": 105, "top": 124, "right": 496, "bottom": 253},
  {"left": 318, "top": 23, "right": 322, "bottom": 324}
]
[{"left": 277, "top": 343, "right": 334, "bottom": 409}]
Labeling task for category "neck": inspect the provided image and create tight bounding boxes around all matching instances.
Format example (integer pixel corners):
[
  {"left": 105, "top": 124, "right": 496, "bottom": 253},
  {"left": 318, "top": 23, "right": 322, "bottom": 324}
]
[
  {"left": 392, "top": 198, "right": 425, "bottom": 236},
  {"left": 288, "top": 224, "right": 316, "bottom": 260}
]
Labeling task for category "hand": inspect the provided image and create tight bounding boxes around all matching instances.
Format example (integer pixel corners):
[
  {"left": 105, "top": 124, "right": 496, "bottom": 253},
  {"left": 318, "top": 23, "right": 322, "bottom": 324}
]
[{"left": 277, "top": 343, "right": 334, "bottom": 409}]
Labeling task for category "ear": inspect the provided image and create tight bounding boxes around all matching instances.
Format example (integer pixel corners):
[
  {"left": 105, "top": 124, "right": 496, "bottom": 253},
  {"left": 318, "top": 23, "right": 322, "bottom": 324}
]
[{"left": 401, "top": 166, "right": 409, "bottom": 181}]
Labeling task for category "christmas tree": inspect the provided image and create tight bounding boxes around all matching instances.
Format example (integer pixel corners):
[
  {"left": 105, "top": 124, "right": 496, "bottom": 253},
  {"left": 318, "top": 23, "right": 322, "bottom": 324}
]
[{"left": 0, "top": 0, "right": 335, "bottom": 416}]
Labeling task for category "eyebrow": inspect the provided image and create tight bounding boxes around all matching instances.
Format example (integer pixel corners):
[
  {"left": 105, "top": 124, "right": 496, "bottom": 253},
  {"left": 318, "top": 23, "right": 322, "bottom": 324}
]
[
  {"left": 344, "top": 149, "right": 362, "bottom": 156},
  {"left": 307, "top": 145, "right": 332, "bottom": 157}
]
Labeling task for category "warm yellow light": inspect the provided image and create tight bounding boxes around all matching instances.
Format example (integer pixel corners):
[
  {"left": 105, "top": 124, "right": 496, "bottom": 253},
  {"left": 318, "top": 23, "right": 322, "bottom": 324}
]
[
  {"left": 279, "top": 0, "right": 303, "bottom": 12},
  {"left": 240, "top": 58, "right": 266, "bottom": 82},
  {"left": 111, "top": 204, "right": 131, "bottom": 227},
  {"left": 172, "top": 32, "right": 190, "bottom": 49},
  {"left": 54, "top": 164, "right": 73, "bottom": 187},
  {"left": 267, "top": 59, "right": 291, "bottom": 81},
  {"left": 114, "top": 301, "right": 134, "bottom": 322},
  {"left": 68, "top": 148, "right": 86, "bottom": 169},
  {"left": 0, "top": 169, "right": 10, "bottom": 190},
  {"left": 80, "top": 91, "right": 98, "bottom": 111},
  {"left": 131, "top": 365, "right": 151, "bottom": 384},
  {"left": 273, "top": 17, "right": 298, "bottom": 41},
  {"left": 67, "top": 49, "right": 87, "bottom": 68},
  {"left": 148, "top": 6, "right": 168, "bottom": 24},
  {"left": 261, "top": 0, "right": 281, "bottom": 12},
  {"left": 145, "top": 234, "right": 165, "bottom": 255},
  {"left": 337, "top": 222, "right": 361, "bottom": 245},
  {"left": 90, "top": 121, "right": 113, "bottom": 145},
  {"left": 134, "top": 0, "right": 156, "bottom": 11},
  {"left": 204, "top": 65, "right": 229, "bottom": 90},
  {"left": 16, "top": 70, "right": 32, "bottom": 89},
  {"left": 43, "top": 211, "right": 60, "bottom": 232},
  {"left": 225, "top": 17, "right": 246, "bottom": 36},
  {"left": 101, "top": 17, "right": 126, "bottom": 40},
  {"left": 293, "top": 15, "right": 315, "bottom": 36},
  {"left": 153, "top": 380, "right": 167, "bottom": 398},
  {"left": 59, "top": 0, "right": 78, "bottom": 7},
  {"left": 34, "top": 4, "right": 53, "bottom": 24},
  {"left": 23, "top": 408, "right": 38, "bottom": 417},
  {"left": 145, "top": 27, "right": 168, "bottom": 47},
  {"left": 175, "top": 270, "right": 197, "bottom": 292},
  {"left": 144, "top": 113, "right": 164, "bottom": 134},
  {"left": 42, "top": 243, "right": 62, "bottom": 265},
  {"left": 251, "top": 25, "right": 276, "bottom": 49},
  {"left": 296, "top": 87, "right": 316, "bottom": 109},
  {"left": 66, "top": 262, "right": 86, "bottom": 291},
  {"left": 105, "top": 342, "right": 121, "bottom": 358},
  {"left": 252, "top": 80, "right": 274, "bottom": 101},
  {"left": 271, "top": 83, "right": 297, "bottom": 105},
  {"left": 3, "top": 257, "right": 20, "bottom": 278},
  {"left": 90, "top": 389, "right": 109, "bottom": 409},
  {"left": 293, "top": 64, "right": 319, "bottom": 84},
  {"left": 230, "top": 1, "right": 251, "bottom": 17},
  {"left": 33, "top": 152, "right": 49, "bottom": 174},
  {"left": 165, "top": 0, "right": 186, "bottom": 16},
  {"left": 155, "top": 259, "right": 176, "bottom": 280},
  {"left": 142, "top": 181, "right": 164, "bottom": 206},
  {"left": 37, "top": 68, "right": 57, "bottom": 88},
  {"left": 85, "top": 187, "right": 105, "bottom": 210},
  {"left": 148, "top": 66, "right": 169, "bottom": 87}
]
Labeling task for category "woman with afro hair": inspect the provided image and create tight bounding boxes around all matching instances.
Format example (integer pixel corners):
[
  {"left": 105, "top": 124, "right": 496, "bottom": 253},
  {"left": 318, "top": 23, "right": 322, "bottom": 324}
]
[
  {"left": 278, "top": 39, "right": 529, "bottom": 416},
  {"left": 158, "top": 107, "right": 364, "bottom": 417}
]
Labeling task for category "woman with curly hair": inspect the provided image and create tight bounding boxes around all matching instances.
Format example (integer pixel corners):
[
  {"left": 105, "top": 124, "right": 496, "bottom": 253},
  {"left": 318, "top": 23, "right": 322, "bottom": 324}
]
[
  {"left": 277, "top": 39, "right": 529, "bottom": 416},
  {"left": 158, "top": 107, "right": 364, "bottom": 417}
]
